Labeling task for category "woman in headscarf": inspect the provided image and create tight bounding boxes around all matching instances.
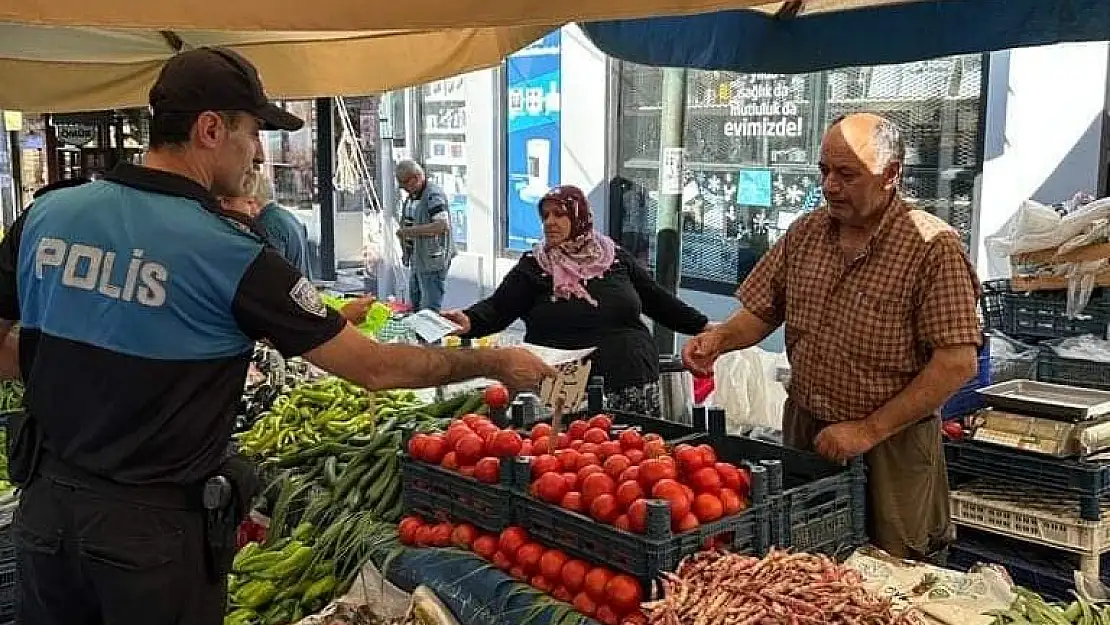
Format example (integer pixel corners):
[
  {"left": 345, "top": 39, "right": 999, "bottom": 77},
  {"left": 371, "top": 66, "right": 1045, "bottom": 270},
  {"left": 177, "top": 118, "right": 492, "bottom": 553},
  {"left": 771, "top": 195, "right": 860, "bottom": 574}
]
[{"left": 443, "top": 185, "right": 712, "bottom": 416}]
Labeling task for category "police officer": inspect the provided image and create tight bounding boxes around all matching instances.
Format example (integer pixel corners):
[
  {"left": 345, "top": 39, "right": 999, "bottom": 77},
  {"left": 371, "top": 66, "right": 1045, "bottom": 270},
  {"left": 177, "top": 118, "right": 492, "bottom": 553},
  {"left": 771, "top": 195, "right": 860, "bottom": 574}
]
[{"left": 0, "top": 47, "right": 554, "bottom": 625}]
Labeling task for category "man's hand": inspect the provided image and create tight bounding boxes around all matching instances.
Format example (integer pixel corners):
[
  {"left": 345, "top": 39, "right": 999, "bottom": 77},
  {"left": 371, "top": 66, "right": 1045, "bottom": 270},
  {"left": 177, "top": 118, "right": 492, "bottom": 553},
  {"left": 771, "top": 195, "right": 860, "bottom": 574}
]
[
  {"left": 491, "top": 347, "right": 559, "bottom": 393},
  {"left": 814, "top": 420, "right": 881, "bottom": 464},
  {"left": 682, "top": 328, "right": 726, "bottom": 377},
  {"left": 339, "top": 296, "right": 376, "bottom": 325},
  {"left": 440, "top": 310, "right": 472, "bottom": 335},
  {"left": 396, "top": 228, "right": 411, "bottom": 241}
]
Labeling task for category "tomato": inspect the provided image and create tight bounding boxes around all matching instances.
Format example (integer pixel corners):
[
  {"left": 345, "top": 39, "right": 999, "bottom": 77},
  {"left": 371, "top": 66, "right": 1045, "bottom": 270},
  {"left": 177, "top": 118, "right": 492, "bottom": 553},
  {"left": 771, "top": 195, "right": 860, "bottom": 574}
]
[
  {"left": 715, "top": 462, "right": 743, "bottom": 491},
  {"left": 540, "top": 549, "right": 569, "bottom": 582},
  {"left": 719, "top": 488, "right": 742, "bottom": 515},
  {"left": 584, "top": 428, "right": 610, "bottom": 444},
  {"left": 637, "top": 459, "right": 668, "bottom": 490},
  {"left": 474, "top": 457, "right": 501, "bottom": 484},
  {"left": 643, "top": 433, "right": 663, "bottom": 443},
  {"left": 441, "top": 451, "right": 460, "bottom": 471},
  {"left": 474, "top": 423, "right": 499, "bottom": 443},
  {"left": 613, "top": 514, "right": 632, "bottom": 532},
  {"left": 735, "top": 466, "right": 751, "bottom": 497},
  {"left": 566, "top": 420, "right": 590, "bottom": 441},
  {"left": 692, "top": 493, "right": 724, "bottom": 523},
  {"left": 626, "top": 499, "right": 648, "bottom": 533},
  {"left": 561, "top": 559, "right": 590, "bottom": 593},
  {"left": 490, "top": 430, "right": 524, "bottom": 457},
  {"left": 597, "top": 441, "right": 622, "bottom": 460},
  {"left": 584, "top": 568, "right": 614, "bottom": 602},
  {"left": 577, "top": 465, "right": 605, "bottom": 484},
  {"left": 534, "top": 471, "right": 570, "bottom": 504},
  {"left": 451, "top": 523, "right": 479, "bottom": 549},
  {"left": 531, "top": 575, "right": 555, "bottom": 593},
  {"left": 455, "top": 434, "right": 485, "bottom": 465},
  {"left": 570, "top": 440, "right": 584, "bottom": 451},
  {"left": 553, "top": 585, "right": 573, "bottom": 603},
  {"left": 576, "top": 453, "right": 602, "bottom": 471},
  {"left": 414, "top": 524, "right": 435, "bottom": 547},
  {"left": 556, "top": 433, "right": 571, "bottom": 449},
  {"left": 556, "top": 449, "right": 582, "bottom": 472},
  {"left": 445, "top": 424, "right": 473, "bottom": 449},
  {"left": 615, "top": 480, "right": 644, "bottom": 509},
  {"left": 605, "top": 574, "right": 644, "bottom": 615},
  {"left": 943, "top": 420, "right": 964, "bottom": 440},
  {"left": 573, "top": 592, "right": 598, "bottom": 617},
  {"left": 562, "top": 472, "right": 579, "bottom": 491},
  {"left": 603, "top": 454, "right": 632, "bottom": 480},
  {"left": 472, "top": 535, "right": 499, "bottom": 560},
  {"left": 674, "top": 513, "right": 700, "bottom": 533},
  {"left": 674, "top": 444, "right": 705, "bottom": 474},
  {"left": 492, "top": 551, "right": 513, "bottom": 570},
  {"left": 624, "top": 449, "right": 645, "bottom": 465},
  {"left": 483, "top": 383, "right": 510, "bottom": 410},
  {"left": 462, "top": 414, "right": 489, "bottom": 429},
  {"left": 581, "top": 473, "right": 616, "bottom": 505},
  {"left": 532, "top": 437, "right": 551, "bottom": 456},
  {"left": 652, "top": 479, "right": 691, "bottom": 523},
  {"left": 681, "top": 484, "right": 696, "bottom": 504},
  {"left": 696, "top": 444, "right": 718, "bottom": 465},
  {"left": 690, "top": 467, "right": 722, "bottom": 494},
  {"left": 515, "top": 542, "right": 544, "bottom": 574},
  {"left": 619, "top": 466, "right": 640, "bottom": 484},
  {"left": 531, "top": 423, "right": 553, "bottom": 442},
  {"left": 498, "top": 527, "right": 528, "bottom": 557},
  {"left": 408, "top": 433, "right": 429, "bottom": 460},
  {"left": 398, "top": 517, "right": 422, "bottom": 545},
  {"left": 422, "top": 435, "right": 448, "bottom": 465},
  {"left": 531, "top": 454, "right": 561, "bottom": 479},
  {"left": 510, "top": 566, "right": 528, "bottom": 581},
  {"left": 643, "top": 439, "right": 667, "bottom": 459},
  {"left": 595, "top": 605, "right": 620, "bottom": 625},
  {"left": 560, "top": 491, "right": 585, "bottom": 512},
  {"left": 618, "top": 429, "right": 643, "bottom": 451},
  {"left": 430, "top": 523, "right": 453, "bottom": 547},
  {"left": 590, "top": 493, "right": 620, "bottom": 523},
  {"left": 588, "top": 414, "right": 613, "bottom": 431}
]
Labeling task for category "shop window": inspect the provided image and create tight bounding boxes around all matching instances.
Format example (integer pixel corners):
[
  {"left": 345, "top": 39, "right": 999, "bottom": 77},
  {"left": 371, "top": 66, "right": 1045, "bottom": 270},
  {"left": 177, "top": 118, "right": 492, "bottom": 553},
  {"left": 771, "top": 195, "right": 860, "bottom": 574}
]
[
  {"left": 613, "top": 57, "right": 985, "bottom": 294},
  {"left": 416, "top": 76, "right": 470, "bottom": 252}
]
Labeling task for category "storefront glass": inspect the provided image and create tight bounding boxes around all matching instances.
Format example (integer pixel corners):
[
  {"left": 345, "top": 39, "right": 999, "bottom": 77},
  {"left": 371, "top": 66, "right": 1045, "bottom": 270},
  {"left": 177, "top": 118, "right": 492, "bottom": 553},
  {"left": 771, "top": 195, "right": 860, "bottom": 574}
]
[
  {"left": 612, "top": 56, "right": 985, "bottom": 294},
  {"left": 416, "top": 76, "right": 470, "bottom": 251}
]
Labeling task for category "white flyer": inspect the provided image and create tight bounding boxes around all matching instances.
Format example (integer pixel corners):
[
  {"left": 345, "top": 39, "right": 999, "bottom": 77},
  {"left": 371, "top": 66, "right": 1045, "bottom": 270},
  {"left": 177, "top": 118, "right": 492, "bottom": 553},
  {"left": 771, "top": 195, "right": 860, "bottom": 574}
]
[{"left": 401, "top": 310, "right": 462, "bottom": 343}]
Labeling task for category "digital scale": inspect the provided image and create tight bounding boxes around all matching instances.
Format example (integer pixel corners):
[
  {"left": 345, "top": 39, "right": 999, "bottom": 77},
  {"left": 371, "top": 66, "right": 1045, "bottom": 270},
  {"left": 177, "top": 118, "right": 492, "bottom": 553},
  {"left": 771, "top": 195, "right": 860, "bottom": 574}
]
[{"left": 968, "top": 380, "right": 1110, "bottom": 458}]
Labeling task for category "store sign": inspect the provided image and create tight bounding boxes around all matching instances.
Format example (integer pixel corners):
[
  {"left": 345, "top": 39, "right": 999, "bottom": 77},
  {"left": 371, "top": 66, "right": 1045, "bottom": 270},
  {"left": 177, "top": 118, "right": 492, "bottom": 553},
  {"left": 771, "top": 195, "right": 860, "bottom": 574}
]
[
  {"left": 505, "top": 30, "right": 562, "bottom": 252},
  {"left": 719, "top": 74, "right": 806, "bottom": 139}
]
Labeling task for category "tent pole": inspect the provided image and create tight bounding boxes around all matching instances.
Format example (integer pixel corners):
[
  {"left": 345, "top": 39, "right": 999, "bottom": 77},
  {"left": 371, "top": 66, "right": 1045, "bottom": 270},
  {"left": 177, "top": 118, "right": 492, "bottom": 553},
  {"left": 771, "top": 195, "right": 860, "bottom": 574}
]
[
  {"left": 317, "top": 98, "right": 337, "bottom": 281},
  {"left": 653, "top": 67, "right": 687, "bottom": 356}
]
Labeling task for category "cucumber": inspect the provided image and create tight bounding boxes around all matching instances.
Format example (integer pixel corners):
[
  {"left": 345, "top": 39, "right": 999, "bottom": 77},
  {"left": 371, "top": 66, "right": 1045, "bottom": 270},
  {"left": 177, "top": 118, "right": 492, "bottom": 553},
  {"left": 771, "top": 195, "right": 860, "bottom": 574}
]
[{"left": 323, "top": 456, "right": 339, "bottom": 487}]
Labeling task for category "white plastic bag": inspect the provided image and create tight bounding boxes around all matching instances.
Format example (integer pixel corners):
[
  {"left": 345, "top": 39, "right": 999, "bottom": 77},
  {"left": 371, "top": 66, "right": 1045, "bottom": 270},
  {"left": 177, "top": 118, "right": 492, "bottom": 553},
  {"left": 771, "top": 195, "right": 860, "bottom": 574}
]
[{"left": 706, "top": 348, "right": 788, "bottom": 432}]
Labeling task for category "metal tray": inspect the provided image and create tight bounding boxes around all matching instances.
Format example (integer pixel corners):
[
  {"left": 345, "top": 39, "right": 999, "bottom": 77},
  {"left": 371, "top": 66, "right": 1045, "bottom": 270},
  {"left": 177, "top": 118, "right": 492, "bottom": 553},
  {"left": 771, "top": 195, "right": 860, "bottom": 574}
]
[{"left": 976, "top": 379, "right": 1110, "bottom": 421}]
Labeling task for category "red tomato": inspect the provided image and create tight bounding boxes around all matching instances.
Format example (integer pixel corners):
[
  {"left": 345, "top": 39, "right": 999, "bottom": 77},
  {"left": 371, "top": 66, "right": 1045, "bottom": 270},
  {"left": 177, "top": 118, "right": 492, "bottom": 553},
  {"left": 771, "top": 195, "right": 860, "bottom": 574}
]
[
  {"left": 581, "top": 472, "right": 616, "bottom": 505},
  {"left": 510, "top": 566, "right": 528, "bottom": 581},
  {"left": 626, "top": 499, "right": 648, "bottom": 533},
  {"left": 553, "top": 585, "right": 573, "bottom": 603},
  {"left": 423, "top": 435, "right": 448, "bottom": 465},
  {"left": 576, "top": 452, "right": 601, "bottom": 471},
  {"left": 562, "top": 472, "right": 579, "bottom": 491},
  {"left": 681, "top": 484, "right": 696, "bottom": 504},
  {"left": 561, "top": 559, "right": 590, "bottom": 593},
  {"left": 590, "top": 493, "right": 620, "bottom": 523},
  {"left": 624, "top": 449, "right": 645, "bottom": 465},
  {"left": 556, "top": 449, "right": 581, "bottom": 472},
  {"left": 430, "top": 523, "right": 453, "bottom": 547},
  {"left": 578, "top": 442, "right": 600, "bottom": 456},
  {"left": 619, "top": 466, "right": 641, "bottom": 484},
  {"left": 414, "top": 524, "right": 435, "bottom": 547},
  {"left": 535, "top": 472, "right": 570, "bottom": 504},
  {"left": 689, "top": 467, "right": 723, "bottom": 494},
  {"left": 455, "top": 434, "right": 485, "bottom": 465},
  {"left": 696, "top": 444, "right": 718, "bottom": 465},
  {"left": 577, "top": 465, "right": 605, "bottom": 485},
  {"left": 615, "top": 480, "right": 644, "bottom": 509},
  {"left": 597, "top": 441, "right": 622, "bottom": 460},
  {"left": 584, "top": 568, "right": 614, "bottom": 602},
  {"left": 613, "top": 514, "right": 632, "bottom": 532},
  {"left": 652, "top": 479, "right": 691, "bottom": 523},
  {"left": 560, "top": 491, "right": 585, "bottom": 512},
  {"left": 692, "top": 493, "right": 724, "bottom": 523},
  {"left": 483, "top": 383, "right": 510, "bottom": 409},
  {"left": 532, "top": 437, "right": 551, "bottom": 456},
  {"left": 498, "top": 527, "right": 528, "bottom": 557},
  {"left": 674, "top": 513, "right": 700, "bottom": 533},
  {"left": 445, "top": 424, "right": 473, "bottom": 450},
  {"left": 570, "top": 440, "right": 584, "bottom": 451},
  {"left": 441, "top": 452, "right": 460, "bottom": 471},
  {"left": 566, "top": 420, "right": 590, "bottom": 441},
  {"left": 474, "top": 457, "right": 501, "bottom": 484},
  {"left": 643, "top": 433, "right": 663, "bottom": 443},
  {"left": 643, "top": 439, "right": 667, "bottom": 459},
  {"left": 462, "top": 414, "right": 489, "bottom": 429},
  {"left": 584, "top": 428, "right": 610, "bottom": 444},
  {"left": 515, "top": 542, "right": 544, "bottom": 574},
  {"left": 490, "top": 430, "right": 523, "bottom": 457},
  {"left": 531, "top": 454, "right": 561, "bottom": 479},
  {"left": 451, "top": 523, "right": 479, "bottom": 549},
  {"left": 588, "top": 414, "right": 614, "bottom": 431},
  {"left": 472, "top": 535, "right": 498, "bottom": 560},
  {"left": 715, "top": 462, "right": 743, "bottom": 491},
  {"left": 618, "top": 429, "right": 644, "bottom": 451},
  {"left": 603, "top": 455, "right": 632, "bottom": 480},
  {"left": 492, "top": 551, "right": 513, "bottom": 570},
  {"left": 595, "top": 605, "right": 620, "bottom": 625},
  {"left": 573, "top": 592, "right": 598, "bottom": 618},
  {"left": 605, "top": 575, "right": 644, "bottom": 615},
  {"left": 540, "top": 549, "right": 569, "bottom": 582},
  {"left": 638, "top": 459, "right": 668, "bottom": 490},
  {"left": 399, "top": 516, "right": 422, "bottom": 545},
  {"left": 531, "top": 575, "right": 554, "bottom": 593},
  {"left": 719, "top": 488, "right": 743, "bottom": 516},
  {"left": 674, "top": 444, "right": 704, "bottom": 474},
  {"left": 459, "top": 465, "right": 476, "bottom": 478},
  {"left": 556, "top": 433, "right": 571, "bottom": 449},
  {"left": 408, "top": 433, "right": 429, "bottom": 460},
  {"left": 531, "top": 423, "right": 553, "bottom": 442}
]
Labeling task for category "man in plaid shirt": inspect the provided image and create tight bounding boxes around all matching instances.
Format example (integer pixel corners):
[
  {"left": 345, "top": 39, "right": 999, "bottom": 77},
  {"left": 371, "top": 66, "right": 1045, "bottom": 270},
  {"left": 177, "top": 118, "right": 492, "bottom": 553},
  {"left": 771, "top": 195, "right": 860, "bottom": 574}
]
[{"left": 684, "top": 112, "right": 981, "bottom": 560}]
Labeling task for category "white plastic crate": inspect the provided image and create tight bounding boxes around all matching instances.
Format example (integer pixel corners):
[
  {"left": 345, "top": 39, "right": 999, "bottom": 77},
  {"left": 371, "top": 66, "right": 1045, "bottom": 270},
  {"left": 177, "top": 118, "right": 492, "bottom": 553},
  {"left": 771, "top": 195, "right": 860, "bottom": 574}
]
[{"left": 951, "top": 478, "right": 1110, "bottom": 577}]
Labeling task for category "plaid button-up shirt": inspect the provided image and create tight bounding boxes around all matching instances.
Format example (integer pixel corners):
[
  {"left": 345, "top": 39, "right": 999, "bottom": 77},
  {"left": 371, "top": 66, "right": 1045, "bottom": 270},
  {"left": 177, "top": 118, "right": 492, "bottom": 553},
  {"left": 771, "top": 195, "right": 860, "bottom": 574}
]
[{"left": 739, "top": 200, "right": 981, "bottom": 422}]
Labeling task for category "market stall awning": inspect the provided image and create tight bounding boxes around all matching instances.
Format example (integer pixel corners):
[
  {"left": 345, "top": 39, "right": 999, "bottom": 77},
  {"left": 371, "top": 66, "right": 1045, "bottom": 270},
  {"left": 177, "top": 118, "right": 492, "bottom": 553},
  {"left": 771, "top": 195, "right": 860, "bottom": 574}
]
[
  {"left": 0, "top": 25, "right": 555, "bottom": 112},
  {"left": 582, "top": 0, "right": 1110, "bottom": 74}
]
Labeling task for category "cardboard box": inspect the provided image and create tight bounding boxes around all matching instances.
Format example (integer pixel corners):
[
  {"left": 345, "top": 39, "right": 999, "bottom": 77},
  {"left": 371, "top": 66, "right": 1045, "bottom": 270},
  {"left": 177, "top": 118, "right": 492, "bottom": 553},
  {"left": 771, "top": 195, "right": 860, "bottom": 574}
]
[{"left": 1011, "top": 243, "right": 1110, "bottom": 291}]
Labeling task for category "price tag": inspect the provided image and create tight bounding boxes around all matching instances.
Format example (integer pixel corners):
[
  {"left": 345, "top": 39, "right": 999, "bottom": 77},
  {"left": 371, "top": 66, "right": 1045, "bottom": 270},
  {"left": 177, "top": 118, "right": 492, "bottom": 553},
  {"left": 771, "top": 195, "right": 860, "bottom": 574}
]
[{"left": 539, "top": 360, "right": 593, "bottom": 415}]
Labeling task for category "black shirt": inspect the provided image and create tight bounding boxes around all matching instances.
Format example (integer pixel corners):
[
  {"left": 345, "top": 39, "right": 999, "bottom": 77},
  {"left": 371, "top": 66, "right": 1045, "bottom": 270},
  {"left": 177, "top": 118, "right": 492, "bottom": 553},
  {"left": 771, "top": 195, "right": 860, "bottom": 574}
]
[
  {"left": 462, "top": 247, "right": 707, "bottom": 390},
  {"left": 0, "top": 164, "right": 346, "bottom": 486}
]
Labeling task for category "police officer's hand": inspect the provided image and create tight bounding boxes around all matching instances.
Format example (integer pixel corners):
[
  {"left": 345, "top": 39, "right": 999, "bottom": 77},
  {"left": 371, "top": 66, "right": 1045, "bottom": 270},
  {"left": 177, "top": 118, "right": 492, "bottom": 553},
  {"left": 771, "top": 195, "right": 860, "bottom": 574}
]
[
  {"left": 682, "top": 328, "right": 726, "bottom": 377},
  {"left": 339, "top": 296, "right": 376, "bottom": 325},
  {"left": 440, "top": 310, "right": 472, "bottom": 335},
  {"left": 492, "top": 347, "right": 558, "bottom": 393}
]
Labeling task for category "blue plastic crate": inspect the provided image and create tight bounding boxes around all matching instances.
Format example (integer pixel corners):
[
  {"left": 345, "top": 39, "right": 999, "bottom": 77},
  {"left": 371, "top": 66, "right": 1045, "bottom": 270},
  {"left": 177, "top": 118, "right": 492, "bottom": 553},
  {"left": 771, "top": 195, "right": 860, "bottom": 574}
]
[
  {"left": 400, "top": 456, "right": 515, "bottom": 534},
  {"left": 945, "top": 439, "right": 1110, "bottom": 520},
  {"left": 948, "top": 528, "right": 1079, "bottom": 603}
]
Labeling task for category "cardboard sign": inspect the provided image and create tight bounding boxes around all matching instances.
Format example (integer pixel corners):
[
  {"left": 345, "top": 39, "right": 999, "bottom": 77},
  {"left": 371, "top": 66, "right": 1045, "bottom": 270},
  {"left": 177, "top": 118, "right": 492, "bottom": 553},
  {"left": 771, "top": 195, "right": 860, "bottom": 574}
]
[{"left": 539, "top": 359, "right": 593, "bottom": 414}]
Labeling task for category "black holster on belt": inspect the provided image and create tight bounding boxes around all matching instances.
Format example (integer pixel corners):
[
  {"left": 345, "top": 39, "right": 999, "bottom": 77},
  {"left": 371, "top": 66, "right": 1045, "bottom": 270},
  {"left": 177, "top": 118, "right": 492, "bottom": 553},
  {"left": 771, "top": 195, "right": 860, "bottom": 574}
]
[
  {"left": 202, "top": 453, "right": 262, "bottom": 583},
  {"left": 6, "top": 409, "right": 44, "bottom": 487}
]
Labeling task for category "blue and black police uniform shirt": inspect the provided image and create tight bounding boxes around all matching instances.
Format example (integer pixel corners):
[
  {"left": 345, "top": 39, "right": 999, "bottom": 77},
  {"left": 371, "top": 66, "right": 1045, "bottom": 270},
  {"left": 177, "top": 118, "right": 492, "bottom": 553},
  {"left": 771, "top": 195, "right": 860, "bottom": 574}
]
[{"left": 0, "top": 163, "right": 346, "bottom": 486}]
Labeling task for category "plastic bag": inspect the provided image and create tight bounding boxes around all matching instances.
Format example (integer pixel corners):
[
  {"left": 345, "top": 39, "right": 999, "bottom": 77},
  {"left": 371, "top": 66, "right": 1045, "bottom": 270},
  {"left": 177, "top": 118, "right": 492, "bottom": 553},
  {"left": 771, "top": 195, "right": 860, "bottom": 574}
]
[
  {"left": 1067, "top": 259, "right": 1108, "bottom": 317},
  {"left": 707, "top": 348, "right": 788, "bottom": 432},
  {"left": 1046, "top": 334, "right": 1110, "bottom": 363},
  {"left": 987, "top": 331, "right": 1037, "bottom": 382}
]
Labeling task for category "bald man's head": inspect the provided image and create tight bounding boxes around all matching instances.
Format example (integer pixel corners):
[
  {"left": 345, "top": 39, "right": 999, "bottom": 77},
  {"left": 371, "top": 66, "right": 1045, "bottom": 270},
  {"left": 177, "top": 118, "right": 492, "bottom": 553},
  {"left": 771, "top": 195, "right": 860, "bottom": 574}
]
[{"left": 819, "top": 113, "right": 904, "bottom": 229}]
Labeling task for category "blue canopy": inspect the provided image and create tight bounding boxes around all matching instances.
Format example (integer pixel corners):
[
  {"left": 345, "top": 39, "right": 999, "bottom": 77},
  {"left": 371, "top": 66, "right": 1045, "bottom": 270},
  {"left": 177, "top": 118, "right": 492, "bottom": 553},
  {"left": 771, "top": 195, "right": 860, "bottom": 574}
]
[{"left": 582, "top": 0, "right": 1110, "bottom": 73}]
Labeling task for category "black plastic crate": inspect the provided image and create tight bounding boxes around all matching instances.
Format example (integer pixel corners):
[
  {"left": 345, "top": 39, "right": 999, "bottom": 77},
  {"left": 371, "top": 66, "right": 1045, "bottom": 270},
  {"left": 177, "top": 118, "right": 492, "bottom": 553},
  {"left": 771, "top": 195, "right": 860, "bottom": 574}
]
[
  {"left": 505, "top": 456, "right": 773, "bottom": 593},
  {"left": 945, "top": 439, "right": 1110, "bottom": 520},
  {"left": 400, "top": 456, "right": 515, "bottom": 534},
  {"left": 1036, "top": 352, "right": 1110, "bottom": 391},
  {"left": 687, "top": 432, "right": 868, "bottom": 554},
  {"left": 981, "top": 279, "right": 1110, "bottom": 341},
  {"left": 948, "top": 528, "right": 1078, "bottom": 603}
]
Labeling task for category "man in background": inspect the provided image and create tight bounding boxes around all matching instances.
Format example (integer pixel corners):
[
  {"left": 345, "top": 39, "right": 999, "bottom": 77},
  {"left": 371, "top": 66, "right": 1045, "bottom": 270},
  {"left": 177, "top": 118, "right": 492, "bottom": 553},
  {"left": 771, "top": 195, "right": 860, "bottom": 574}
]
[
  {"left": 396, "top": 160, "right": 454, "bottom": 311},
  {"left": 251, "top": 171, "right": 313, "bottom": 279}
]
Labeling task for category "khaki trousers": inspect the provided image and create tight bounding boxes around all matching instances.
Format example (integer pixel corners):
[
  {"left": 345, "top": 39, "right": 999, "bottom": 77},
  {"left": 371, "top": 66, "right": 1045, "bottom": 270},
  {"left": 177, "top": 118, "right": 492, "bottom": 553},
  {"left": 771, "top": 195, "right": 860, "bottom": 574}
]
[{"left": 782, "top": 398, "right": 953, "bottom": 560}]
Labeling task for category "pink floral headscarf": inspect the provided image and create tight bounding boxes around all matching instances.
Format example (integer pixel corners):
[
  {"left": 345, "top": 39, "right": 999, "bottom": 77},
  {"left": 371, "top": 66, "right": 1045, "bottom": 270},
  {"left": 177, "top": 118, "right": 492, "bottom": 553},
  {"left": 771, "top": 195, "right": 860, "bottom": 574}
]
[{"left": 532, "top": 185, "right": 617, "bottom": 306}]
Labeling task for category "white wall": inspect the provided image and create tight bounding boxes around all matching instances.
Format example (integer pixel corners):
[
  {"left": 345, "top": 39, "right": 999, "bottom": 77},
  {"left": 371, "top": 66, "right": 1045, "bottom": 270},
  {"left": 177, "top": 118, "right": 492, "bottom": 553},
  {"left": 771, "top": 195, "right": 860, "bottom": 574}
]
[{"left": 976, "top": 42, "right": 1109, "bottom": 278}]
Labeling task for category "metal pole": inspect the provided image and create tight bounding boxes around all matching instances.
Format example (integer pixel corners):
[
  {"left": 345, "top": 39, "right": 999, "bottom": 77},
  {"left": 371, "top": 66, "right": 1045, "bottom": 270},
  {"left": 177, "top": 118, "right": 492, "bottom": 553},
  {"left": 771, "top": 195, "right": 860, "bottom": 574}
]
[
  {"left": 653, "top": 67, "right": 688, "bottom": 356},
  {"left": 316, "top": 98, "right": 337, "bottom": 281},
  {"left": 8, "top": 130, "right": 21, "bottom": 221},
  {"left": 378, "top": 93, "right": 398, "bottom": 300}
]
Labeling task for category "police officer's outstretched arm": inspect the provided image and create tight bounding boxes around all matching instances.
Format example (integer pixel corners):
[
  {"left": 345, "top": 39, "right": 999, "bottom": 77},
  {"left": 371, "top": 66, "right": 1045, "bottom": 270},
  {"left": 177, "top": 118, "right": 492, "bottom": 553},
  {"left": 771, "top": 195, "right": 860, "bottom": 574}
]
[{"left": 233, "top": 247, "right": 556, "bottom": 392}]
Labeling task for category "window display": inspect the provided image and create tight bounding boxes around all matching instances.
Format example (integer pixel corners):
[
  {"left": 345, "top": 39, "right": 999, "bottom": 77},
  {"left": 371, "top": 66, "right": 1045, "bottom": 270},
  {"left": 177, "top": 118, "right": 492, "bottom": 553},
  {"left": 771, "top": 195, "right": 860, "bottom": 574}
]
[
  {"left": 418, "top": 76, "right": 470, "bottom": 251},
  {"left": 613, "top": 56, "right": 984, "bottom": 294}
]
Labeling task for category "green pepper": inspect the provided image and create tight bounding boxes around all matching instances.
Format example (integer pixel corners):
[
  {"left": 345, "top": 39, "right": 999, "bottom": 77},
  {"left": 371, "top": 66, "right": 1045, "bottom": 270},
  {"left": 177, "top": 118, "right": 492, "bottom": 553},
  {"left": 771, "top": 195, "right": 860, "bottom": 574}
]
[
  {"left": 258, "top": 545, "right": 314, "bottom": 580},
  {"left": 292, "top": 522, "right": 315, "bottom": 544},
  {"left": 224, "top": 608, "right": 259, "bottom": 625},
  {"left": 302, "top": 575, "right": 337, "bottom": 604},
  {"left": 235, "top": 580, "right": 277, "bottom": 609},
  {"left": 232, "top": 543, "right": 261, "bottom": 572}
]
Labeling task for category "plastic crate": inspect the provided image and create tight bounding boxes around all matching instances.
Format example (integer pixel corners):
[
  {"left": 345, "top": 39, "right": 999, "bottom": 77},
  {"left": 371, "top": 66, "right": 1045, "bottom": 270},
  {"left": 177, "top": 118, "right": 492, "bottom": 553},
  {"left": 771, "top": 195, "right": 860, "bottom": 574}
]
[
  {"left": 400, "top": 456, "right": 515, "bottom": 534},
  {"left": 948, "top": 528, "right": 1077, "bottom": 603},
  {"left": 505, "top": 456, "right": 773, "bottom": 593},
  {"left": 1036, "top": 352, "right": 1110, "bottom": 391},
  {"left": 945, "top": 439, "right": 1110, "bottom": 520},
  {"left": 981, "top": 280, "right": 1110, "bottom": 341}
]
